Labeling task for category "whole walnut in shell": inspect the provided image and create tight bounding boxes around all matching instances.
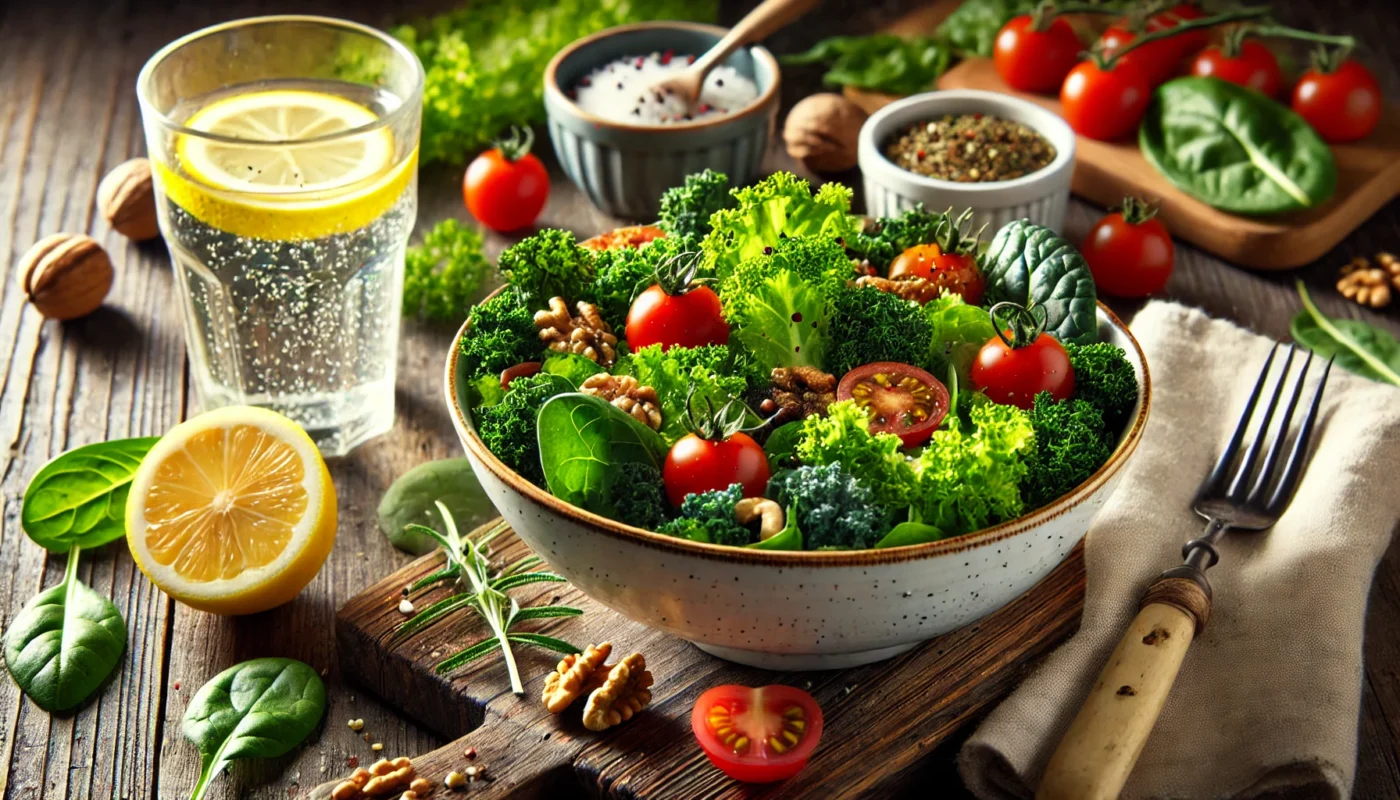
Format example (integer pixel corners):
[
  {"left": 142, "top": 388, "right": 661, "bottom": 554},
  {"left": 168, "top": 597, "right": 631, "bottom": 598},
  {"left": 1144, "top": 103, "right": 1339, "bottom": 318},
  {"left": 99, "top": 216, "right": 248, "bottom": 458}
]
[{"left": 783, "top": 93, "right": 868, "bottom": 173}]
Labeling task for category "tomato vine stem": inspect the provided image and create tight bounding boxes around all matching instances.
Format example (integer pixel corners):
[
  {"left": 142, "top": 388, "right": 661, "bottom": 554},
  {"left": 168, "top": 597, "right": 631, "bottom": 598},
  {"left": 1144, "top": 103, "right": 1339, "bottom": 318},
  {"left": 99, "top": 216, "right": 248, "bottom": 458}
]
[{"left": 1095, "top": 6, "right": 1271, "bottom": 70}]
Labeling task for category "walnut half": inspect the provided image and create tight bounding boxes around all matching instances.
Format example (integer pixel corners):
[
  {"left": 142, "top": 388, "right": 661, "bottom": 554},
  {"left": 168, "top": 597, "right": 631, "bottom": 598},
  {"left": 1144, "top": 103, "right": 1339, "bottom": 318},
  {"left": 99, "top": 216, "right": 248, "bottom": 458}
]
[
  {"left": 580, "top": 374, "right": 663, "bottom": 430},
  {"left": 534, "top": 297, "right": 619, "bottom": 367},
  {"left": 582, "top": 652, "right": 653, "bottom": 731},
  {"left": 543, "top": 642, "right": 612, "bottom": 713}
]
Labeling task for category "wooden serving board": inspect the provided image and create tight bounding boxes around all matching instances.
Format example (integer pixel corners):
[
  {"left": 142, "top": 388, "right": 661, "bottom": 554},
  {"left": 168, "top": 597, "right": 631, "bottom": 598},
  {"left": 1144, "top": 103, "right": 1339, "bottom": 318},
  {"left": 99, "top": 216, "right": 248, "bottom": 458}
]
[
  {"left": 843, "top": 4, "right": 1400, "bottom": 270},
  {"left": 313, "top": 522, "right": 1086, "bottom": 799}
]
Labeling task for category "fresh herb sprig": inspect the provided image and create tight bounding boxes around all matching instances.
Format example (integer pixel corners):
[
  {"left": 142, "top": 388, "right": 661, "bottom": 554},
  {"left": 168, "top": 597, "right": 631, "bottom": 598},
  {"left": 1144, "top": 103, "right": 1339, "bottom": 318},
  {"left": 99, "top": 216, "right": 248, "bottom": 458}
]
[
  {"left": 396, "top": 504, "right": 581, "bottom": 694},
  {"left": 403, "top": 219, "right": 492, "bottom": 323}
]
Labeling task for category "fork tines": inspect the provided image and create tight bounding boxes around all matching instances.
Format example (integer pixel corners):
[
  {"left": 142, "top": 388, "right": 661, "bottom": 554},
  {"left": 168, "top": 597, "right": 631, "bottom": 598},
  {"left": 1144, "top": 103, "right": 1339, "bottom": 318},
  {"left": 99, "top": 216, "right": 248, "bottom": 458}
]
[{"left": 1197, "top": 344, "right": 1333, "bottom": 516}]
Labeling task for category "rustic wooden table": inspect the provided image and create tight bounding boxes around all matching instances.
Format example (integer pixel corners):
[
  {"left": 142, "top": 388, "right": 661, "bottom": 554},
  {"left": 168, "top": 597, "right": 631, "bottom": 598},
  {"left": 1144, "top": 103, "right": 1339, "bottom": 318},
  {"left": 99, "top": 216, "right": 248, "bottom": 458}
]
[{"left": 1, "top": 0, "right": 1396, "bottom": 798}]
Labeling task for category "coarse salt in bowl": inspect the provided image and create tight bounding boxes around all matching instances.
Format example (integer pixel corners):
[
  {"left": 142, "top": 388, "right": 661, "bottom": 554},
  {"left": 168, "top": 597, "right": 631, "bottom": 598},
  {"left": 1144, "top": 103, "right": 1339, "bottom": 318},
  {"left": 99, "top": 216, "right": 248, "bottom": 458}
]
[
  {"left": 544, "top": 22, "right": 780, "bottom": 220},
  {"left": 572, "top": 51, "right": 759, "bottom": 126}
]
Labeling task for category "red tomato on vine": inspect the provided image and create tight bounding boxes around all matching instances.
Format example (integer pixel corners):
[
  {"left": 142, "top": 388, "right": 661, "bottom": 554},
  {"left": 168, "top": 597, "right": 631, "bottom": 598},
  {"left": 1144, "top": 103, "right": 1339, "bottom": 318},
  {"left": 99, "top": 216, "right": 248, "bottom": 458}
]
[
  {"left": 1190, "top": 40, "right": 1284, "bottom": 98},
  {"left": 1060, "top": 59, "right": 1151, "bottom": 141},
  {"left": 971, "top": 302, "right": 1075, "bottom": 410},
  {"left": 1292, "top": 58, "right": 1382, "bottom": 143},
  {"left": 993, "top": 13, "right": 1082, "bottom": 94}
]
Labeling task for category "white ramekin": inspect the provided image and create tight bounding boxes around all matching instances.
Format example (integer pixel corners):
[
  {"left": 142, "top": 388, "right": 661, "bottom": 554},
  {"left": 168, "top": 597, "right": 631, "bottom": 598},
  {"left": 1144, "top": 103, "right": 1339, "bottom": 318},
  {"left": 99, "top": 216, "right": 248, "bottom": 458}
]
[{"left": 858, "top": 89, "right": 1076, "bottom": 234}]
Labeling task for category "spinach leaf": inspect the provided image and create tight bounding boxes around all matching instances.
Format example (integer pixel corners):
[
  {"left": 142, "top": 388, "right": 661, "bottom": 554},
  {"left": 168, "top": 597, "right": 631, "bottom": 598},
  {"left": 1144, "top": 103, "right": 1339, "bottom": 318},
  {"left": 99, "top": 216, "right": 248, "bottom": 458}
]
[
  {"left": 924, "top": 293, "right": 998, "bottom": 386},
  {"left": 537, "top": 393, "right": 666, "bottom": 516},
  {"left": 764, "top": 422, "right": 805, "bottom": 473},
  {"left": 3, "top": 547, "right": 126, "bottom": 712},
  {"left": 935, "top": 0, "right": 1036, "bottom": 57},
  {"left": 874, "top": 520, "right": 944, "bottom": 548},
  {"left": 983, "top": 219, "right": 1098, "bottom": 346},
  {"left": 1140, "top": 77, "right": 1337, "bottom": 215},
  {"left": 781, "top": 35, "right": 951, "bottom": 96},
  {"left": 469, "top": 373, "right": 505, "bottom": 409},
  {"left": 745, "top": 506, "right": 803, "bottom": 551},
  {"left": 378, "top": 459, "right": 498, "bottom": 555},
  {"left": 21, "top": 437, "right": 160, "bottom": 552},
  {"left": 183, "top": 657, "right": 326, "bottom": 800},
  {"left": 1291, "top": 282, "right": 1400, "bottom": 387}
]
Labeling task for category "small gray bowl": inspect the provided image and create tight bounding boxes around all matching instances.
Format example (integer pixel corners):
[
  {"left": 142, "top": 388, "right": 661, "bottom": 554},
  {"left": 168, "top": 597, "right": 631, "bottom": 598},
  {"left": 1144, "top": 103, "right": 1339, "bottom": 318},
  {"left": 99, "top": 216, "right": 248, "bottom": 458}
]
[{"left": 543, "top": 22, "right": 780, "bottom": 220}]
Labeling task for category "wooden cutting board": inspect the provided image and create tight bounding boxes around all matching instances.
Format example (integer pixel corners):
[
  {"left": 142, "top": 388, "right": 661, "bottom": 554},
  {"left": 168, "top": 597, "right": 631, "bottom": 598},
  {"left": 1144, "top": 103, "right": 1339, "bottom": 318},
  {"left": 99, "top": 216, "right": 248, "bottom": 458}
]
[
  {"left": 842, "top": 4, "right": 1400, "bottom": 270},
  {"left": 311, "top": 521, "right": 1086, "bottom": 799}
]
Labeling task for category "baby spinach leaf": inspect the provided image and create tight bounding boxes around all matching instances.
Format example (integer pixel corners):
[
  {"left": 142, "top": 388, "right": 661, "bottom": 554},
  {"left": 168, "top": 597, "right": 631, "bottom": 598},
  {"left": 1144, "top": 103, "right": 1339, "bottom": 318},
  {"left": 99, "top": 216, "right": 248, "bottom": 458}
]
[
  {"left": 378, "top": 459, "right": 499, "bottom": 555},
  {"left": 183, "top": 657, "right": 326, "bottom": 800},
  {"left": 21, "top": 437, "right": 160, "bottom": 552},
  {"left": 781, "top": 35, "right": 951, "bottom": 96},
  {"left": 935, "top": 0, "right": 1036, "bottom": 57},
  {"left": 745, "top": 507, "right": 803, "bottom": 551},
  {"left": 3, "top": 547, "right": 126, "bottom": 712},
  {"left": 537, "top": 393, "right": 666, "bottom": 516},
  {"left": 874, "top": 520, "right": 945, "bottom": 548},
  {"left": 1140, "top": 77, "right": 1337, "bottom": 215},
  {"left": 983, "top": 219, "right": 1098, "bottom": 346},
  {"left": 1291, "top": 282, "right": 1400, "bottom": 387},
  {"left": 764, "top": 422, "right": 805, "bottom": 473}
]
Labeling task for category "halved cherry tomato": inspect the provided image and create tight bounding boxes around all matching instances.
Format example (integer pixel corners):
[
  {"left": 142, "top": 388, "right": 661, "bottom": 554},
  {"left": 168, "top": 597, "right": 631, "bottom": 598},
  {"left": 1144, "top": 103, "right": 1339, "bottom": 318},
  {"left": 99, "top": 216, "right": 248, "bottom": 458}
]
[
  {"left": 888, "top": 245, "right": 985, "bottom": 305},
  {"left": 1292, "top": 59, "right": 1382, "bottom": 144},
  {"left": 463, "top": 128, "right": 549, "bottom": 233},
  {"left": 626, "top": 284, "right": 730, "bottom": 352},
  {"left": 1060, "top": 59, "right": 1151, "bottom": 141},
  {"left": 499, "top": 361, "right": 542, "bottom": 390},
  {"left": 580, "top": 225, "right": 667, "bottom": 250},
  {"left": 972, "top": 328, "right": 1074, "bottom": 410},
  {"left": 993, "top": 14, "right": 1083, "bottom": 94},
  {"left": 692, "top": 684, "right": 823, "bottom": 784},
  {"left": 664, "top": 432, "right": 769, "bottom": 507},
  {"left": 1189, "top": 41, "right": 1283, "bottom": 98},
  {"left": 836, "top": 362, "right": 949, "bottom": 448},
  {"left": 1082, "top": 199, "right": 1174, "bottom": 298}
]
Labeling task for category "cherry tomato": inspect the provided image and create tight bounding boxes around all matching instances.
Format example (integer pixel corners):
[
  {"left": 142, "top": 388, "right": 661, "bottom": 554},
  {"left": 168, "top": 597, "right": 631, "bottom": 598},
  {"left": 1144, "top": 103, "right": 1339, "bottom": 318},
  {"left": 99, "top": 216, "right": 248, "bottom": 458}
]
[
  {"left": 1189, "top": 41, "right": 1283, "bottom": 97},
  {"left": 1292, "top": 59, "right": 1382, "bottom": 143},
  {"left": 888, "top": 245, "right": 985, "bottom": 304},
  {"left": 1158, "top": 4, "right": 1209, "bottom": 56},
  {"left": 463, "top": 129, "right": 550, "bottom": 233},
  {"left": 1060, "top": 59, "right": 1151, "bottom": 141},
  {"left": 692, "top": 684, "right": 823, "bottom": 783},
  {"left": 664, "top": 432, "right": 770, "bottom": 507},
  {"left": 580, "top": 225, "right": 667, "bottom": 250},
  {"left": 1097, "top": 24, "right": 1182, "bottom": 87},
  {"left": 1082, "top": 201, "right": 1174, "bottom": 298},
  {"left": 836, "top": 362, "right": 949, "bottom": 448},
  {"left": 972, "top": 331, "right": 1074, "bottom": 410},
  {"left": 993, "top": 15, "right": 1083, "bottom": 94},
  {"left": 626, "top": 284, "right": 730, "bottom": 352},
  {"left": 499, "top": 361, "right": 542, "bottom": 390}
]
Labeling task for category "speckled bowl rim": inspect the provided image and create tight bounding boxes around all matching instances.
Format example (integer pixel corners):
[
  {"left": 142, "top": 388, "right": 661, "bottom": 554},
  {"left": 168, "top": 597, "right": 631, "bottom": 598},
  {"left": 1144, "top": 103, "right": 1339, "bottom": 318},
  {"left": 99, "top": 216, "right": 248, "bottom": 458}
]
[
  {"left": 858, "top": 89, "right": 1077, "bottom": 206},
  {"left": 445, "top": 287, "right": 1152, "bottom": 568},
  {"left": 543, "top": 21, "right": 781, "bottom": 134}
]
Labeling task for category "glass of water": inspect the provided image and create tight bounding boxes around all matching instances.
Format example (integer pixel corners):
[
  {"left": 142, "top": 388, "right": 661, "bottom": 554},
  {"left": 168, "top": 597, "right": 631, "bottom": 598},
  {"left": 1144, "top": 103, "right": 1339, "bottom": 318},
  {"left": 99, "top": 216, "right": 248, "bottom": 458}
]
[{"left": 138, "top": 16, "right": 423, "bottom": 456}]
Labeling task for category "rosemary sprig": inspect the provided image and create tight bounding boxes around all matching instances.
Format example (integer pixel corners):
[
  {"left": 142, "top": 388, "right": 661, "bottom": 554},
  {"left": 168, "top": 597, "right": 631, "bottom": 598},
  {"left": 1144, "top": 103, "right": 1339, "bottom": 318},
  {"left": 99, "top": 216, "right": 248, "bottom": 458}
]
[{"left": 395, "top": 503, "right": 582, "bottom": 694}]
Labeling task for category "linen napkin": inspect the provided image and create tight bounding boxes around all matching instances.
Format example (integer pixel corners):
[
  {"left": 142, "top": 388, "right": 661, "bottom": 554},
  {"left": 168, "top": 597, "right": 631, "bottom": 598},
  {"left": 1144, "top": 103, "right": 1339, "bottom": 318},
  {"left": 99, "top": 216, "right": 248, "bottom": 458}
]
[{"left": 960, "top": 301, "right": 1400, "bottom": 799}]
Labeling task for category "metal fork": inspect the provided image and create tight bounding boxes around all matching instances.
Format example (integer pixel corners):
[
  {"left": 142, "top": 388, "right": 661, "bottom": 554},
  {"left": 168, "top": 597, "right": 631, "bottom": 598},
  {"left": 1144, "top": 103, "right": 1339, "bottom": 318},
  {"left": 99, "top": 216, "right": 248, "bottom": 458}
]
[{"left": 1039, "top": 345, "right": 1333, "bottom": 800}]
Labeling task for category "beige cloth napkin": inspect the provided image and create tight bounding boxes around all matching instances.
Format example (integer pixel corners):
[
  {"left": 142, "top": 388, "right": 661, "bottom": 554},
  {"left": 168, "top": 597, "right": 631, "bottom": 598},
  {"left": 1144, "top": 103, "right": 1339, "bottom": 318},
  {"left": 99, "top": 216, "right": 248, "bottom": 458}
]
[{"left": 960, "top": 301, "right": 1400, "bottom": 800}]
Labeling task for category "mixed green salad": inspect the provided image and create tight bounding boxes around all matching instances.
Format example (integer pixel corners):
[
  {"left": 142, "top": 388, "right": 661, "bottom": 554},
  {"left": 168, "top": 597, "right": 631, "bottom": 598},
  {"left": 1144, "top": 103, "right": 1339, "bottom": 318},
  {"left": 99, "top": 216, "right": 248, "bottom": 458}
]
[{"left": 460, "top": 170, "right": 1138, "bottom": 551}]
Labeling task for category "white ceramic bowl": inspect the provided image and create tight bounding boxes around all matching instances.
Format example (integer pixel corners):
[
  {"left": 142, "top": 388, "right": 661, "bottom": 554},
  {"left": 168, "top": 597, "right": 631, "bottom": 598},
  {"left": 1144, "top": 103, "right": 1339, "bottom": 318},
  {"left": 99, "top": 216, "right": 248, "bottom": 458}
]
[
  {"left": 859, "top": 89, "right": 1076, "bottom": 234},
  {"left": 446, "top": 304, "right": 1149, "bottom": 670}
]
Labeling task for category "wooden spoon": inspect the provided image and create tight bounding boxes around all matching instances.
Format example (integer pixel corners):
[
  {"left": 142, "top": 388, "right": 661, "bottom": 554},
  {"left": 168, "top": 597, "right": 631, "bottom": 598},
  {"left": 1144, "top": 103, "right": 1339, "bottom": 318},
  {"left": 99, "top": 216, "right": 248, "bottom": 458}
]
[{"left": 649, "top": 0, "right": 820, "bottom": 112}]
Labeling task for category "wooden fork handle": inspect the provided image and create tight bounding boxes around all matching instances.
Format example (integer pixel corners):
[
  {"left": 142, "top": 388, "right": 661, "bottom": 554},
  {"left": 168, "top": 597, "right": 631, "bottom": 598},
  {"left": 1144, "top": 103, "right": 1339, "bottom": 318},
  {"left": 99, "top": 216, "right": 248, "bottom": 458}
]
[{"left": 1037, "top": 574, "right": 1212, "bottom": 800}]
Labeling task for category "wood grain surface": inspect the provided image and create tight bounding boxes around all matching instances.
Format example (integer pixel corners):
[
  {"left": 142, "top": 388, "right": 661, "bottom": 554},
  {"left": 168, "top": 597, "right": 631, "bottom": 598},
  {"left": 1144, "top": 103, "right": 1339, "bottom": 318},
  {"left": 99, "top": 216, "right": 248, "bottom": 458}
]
[
  {"left": 0, "top": 0, "right": 1396, "bottom": 798},
  {"left": 318, "top": 530, "right": 1086, "bottom": 799}
]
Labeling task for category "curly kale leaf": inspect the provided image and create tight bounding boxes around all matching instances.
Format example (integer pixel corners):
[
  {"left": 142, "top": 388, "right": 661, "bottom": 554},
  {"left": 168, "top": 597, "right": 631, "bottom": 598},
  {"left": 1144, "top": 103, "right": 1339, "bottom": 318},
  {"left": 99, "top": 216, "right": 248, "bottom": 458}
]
[
  {"left": 828, "top": 285, "right": 934, "bottom": 377},
  {"left": 1065, "top": 342, "right": 1139, "bottom": 432},
  {"left": 658, "top": 170, "right": 733, "bottom": 240},
  {"left": 657, "top": 483, "right": 754, "bottom": 546},
  {"left": 702, "top": 172, "right": 861, "bottom": 279},
  {"left": 615, "top": 344, "right": 753, "bottom": 446},
  {"left": 768, "top": 463, "right": 894, "bottom": 549},
  {"left": 499, "top": 229, "right": 596, "bottom": 311},
  {"left": 847, "top": 205, "right": 948, "bottom": 270},
  {"left": 403, "top": 219, "right": 493, "bottom": 322},
  {"left": 796, "top": 400, "right": 917, "bottom": 510},
  {"left": 459, "top": 292, "right": 542, "bottom": 385},
  {"left": 912, "top": 400, "right": 1034, "bottom": 536},
  {"left": 609, "top": 462, "right": 669, "bottom": 529},
  {"left": 584, "top": 235, "right": 704, "bottom": 328},
  {"left": 475, "top": 373, "right": 571, "bottom": 487},
  {"left": 1023, "top": 392, "right": 1113, "bottom": 509}
]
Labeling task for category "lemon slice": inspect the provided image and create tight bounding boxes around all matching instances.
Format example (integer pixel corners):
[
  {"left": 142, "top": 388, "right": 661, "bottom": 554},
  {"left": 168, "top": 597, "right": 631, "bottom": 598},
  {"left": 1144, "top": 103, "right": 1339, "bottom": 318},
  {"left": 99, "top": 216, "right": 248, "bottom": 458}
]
[
  {"left": 158, "top": 88, "right": 416, "bottom": 241},
  {"left": 125, "top": 406, "right": 337, "bottom": 616}
]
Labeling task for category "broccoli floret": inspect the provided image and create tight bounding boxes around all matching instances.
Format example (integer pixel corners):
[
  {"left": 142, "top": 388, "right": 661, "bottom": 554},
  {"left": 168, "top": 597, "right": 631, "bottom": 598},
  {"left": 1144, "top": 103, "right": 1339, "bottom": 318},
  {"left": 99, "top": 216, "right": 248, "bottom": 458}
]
[
  {"left": 459, "top": 291, "right": 542, "bottom": 383},
  {"left": 1065, "top": 342, "right": 1138, "bottom": 432},
  {"left": 498, "top": 229, "right": 596, "bottom": 310},
  {"left": 827, "top": 285, "right": 935, "bottom": 377},
  {"left": 658, "top": 170, "right": 733, "bottom": 240},
  {"left": 768, "top": 464, "right": 894, "bottom": 549},
  {"left": 610, "top": 462, "right": 669, "bottom": 529},
  {"left": 656, "top": 483, "right": 755, "bottom": 546},
  {"left": 475, "top": 372, "right": 562, "bottom": 487},
  {"left": 1022, "top": 391, "right": 1112, "bottom": 509},
  {"left": 847, "top": 205, "right": 948, "bottom": 270}
]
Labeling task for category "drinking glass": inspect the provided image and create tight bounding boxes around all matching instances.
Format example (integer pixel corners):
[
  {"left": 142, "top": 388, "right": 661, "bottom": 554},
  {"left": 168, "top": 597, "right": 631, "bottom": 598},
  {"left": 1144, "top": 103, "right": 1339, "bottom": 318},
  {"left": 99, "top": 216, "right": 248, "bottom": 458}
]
[{"left": 137, "top": 16, "right": 423, "bottom": 456}]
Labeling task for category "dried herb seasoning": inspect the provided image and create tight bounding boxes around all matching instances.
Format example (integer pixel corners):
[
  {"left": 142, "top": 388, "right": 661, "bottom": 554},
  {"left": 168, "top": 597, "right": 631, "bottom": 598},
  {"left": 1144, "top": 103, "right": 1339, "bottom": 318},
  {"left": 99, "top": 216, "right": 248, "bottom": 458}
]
[{"left": 883, "top": 114, "right": 1055, "bottom": 182}]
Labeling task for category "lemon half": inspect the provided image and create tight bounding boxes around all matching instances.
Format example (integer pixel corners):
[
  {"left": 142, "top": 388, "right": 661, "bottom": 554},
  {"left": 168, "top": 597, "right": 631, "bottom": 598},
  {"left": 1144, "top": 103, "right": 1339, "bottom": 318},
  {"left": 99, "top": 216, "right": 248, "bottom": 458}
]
[
  {"left": 159, "top": 88, "right": 415, "bottom": 241},
  {"left": 126, "top": 406, "right": 337, "bottom": 615}
]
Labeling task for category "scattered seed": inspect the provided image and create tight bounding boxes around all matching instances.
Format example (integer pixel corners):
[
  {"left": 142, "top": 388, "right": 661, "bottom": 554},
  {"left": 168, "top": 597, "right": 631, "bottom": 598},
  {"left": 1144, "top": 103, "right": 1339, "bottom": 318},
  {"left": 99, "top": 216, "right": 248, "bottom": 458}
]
[
  {"left": 398, "top": 598, "right": 415, "bottom": 615},
  {"left": 446, "top": 770, "right": 467, "bottom": 790},
  {"left": 371, "top": 743, "right": 384, "bottom": 752},
  {"left": 465, "top": 747, "right": 477, "bottom": 759},
  {"left": 349, "top": 719, "right": 365, "bottom": 732}
]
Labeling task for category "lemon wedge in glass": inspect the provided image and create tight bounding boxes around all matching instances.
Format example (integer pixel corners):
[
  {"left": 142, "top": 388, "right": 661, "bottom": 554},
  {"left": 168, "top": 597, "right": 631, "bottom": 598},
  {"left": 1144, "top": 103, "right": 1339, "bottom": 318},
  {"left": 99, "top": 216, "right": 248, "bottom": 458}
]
[
  {"left": 125, "top": 406, "right": 337, "bottom": 615},
  {"left": 157, "top": 88, "right": 415, "bottom": 241}
]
